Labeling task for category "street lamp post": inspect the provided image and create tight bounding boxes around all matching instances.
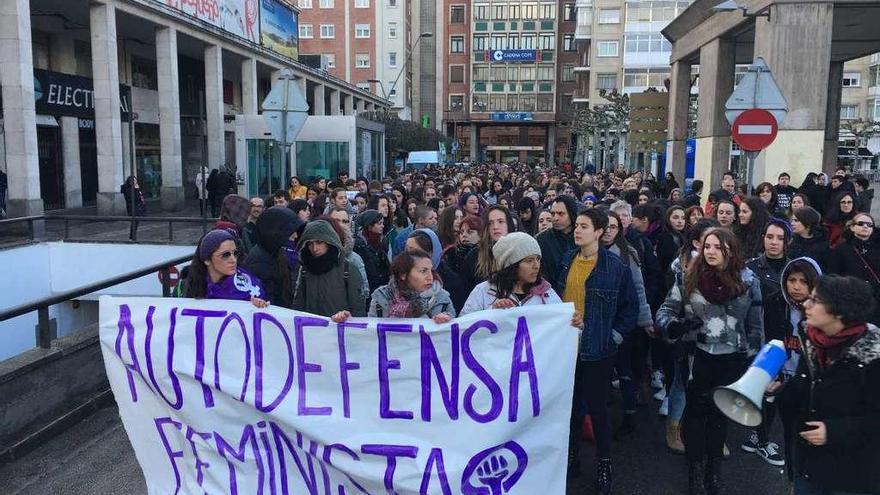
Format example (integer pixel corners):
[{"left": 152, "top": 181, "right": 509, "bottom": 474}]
[{"left": 387, "top": 32, "right": 432, "bottom": 115}]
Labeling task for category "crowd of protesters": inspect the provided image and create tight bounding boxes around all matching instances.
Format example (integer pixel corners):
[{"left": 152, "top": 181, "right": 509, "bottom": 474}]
[{"left": 180, "top": 162, "right": 879, "bottom": 495}]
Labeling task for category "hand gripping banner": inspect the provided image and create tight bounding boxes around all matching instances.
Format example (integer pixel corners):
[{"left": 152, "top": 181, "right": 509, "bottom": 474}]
[{"left": 99, "top": 296, "right": 579, "bottom": 494}]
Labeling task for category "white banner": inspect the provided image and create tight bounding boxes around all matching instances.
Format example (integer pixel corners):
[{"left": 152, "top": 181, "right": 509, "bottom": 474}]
[
  {"left": 99, "top": 297, "right": 578, "bottom": 494},
  {"left": 164, "top": 0, "right": 260, "bottom": 43}
]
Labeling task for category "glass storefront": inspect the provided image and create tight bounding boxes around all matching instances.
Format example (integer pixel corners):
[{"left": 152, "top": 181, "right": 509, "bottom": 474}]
[
  {"left": 356, "top": 129, "right": 383, "bottom": 180},
  {"left": 296, "top": 141, "right": 349, "bottom": 182},
  {"left": 135, "top": 123, "right": 161, "bottom": 199},
  {"left": 247, "top": 139, "right": 287, "bottom": 197}
]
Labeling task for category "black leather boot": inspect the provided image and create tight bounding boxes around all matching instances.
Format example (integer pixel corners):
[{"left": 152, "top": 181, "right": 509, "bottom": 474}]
[
  {"left": 688, "top": 458, "right": 707, "bottom": 495},
  {"left": 704, "top": 457, "right": 723, "bottom": 495}
]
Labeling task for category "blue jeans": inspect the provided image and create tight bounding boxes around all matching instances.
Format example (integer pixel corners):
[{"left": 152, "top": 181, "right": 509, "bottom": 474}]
[{"left": 794, "top": 476, "right": 872, "bottom": 495}]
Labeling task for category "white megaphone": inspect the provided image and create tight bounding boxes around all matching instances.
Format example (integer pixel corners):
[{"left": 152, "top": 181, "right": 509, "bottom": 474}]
[{"left": 713, "top": 340, "right": 787, "bottom": 427}]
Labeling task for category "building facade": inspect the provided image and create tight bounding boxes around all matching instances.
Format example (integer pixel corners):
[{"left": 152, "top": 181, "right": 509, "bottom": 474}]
[
  {"left": 0, "top": 0, "right": 386, "bottom": 218},
  {"left": 296, "top": 0, "right": 415, "bottom": 118}
]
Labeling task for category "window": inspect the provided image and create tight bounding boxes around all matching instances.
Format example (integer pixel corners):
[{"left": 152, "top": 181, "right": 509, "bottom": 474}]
[
  {"left": 509, "top": 4, "right": 521, "bottom": 19},
  {"left": 320, "top": 24, "right": 335, "bottom": 38},
  {"left": 520, "top": 95, "right": 536, "bottom": 111},
  {"left": 623, "top": 68, "right": 670, "bottom": 88},
  {"left": 355, "top": 24, "right": 371, "bottom": 38},
  {"left": 597, "top": 73, "right": 617, "bottom": 90},
  {"left": 491, "top": 66, "right": 506, "bottom": 81},
  {"left": 490, "top": 95, "right": 506, "bottom": 111},
  {"left": 388, "top": 52, "right": 397, "bottom": 67},
  {"left": 131, "top": 55, "right": 157, "bottom": 90},
  {"left": 493, "top": 4, "right": 506, "bottom": 20},
  {"left": 564, "top": 3, "right": 576, "bottom": 21},
  {"left": 324, "top": 53, "right": 336, "bottom": 68},
  {"left": 319, "top": 0, "right": 333, "bottom": 8},
  {"left": 507, "top": 94, "right": 519, "bottom": 111},
  {"left": 473, "top": 35, "right": 487, "bottom": 51},
  {"left": 388, "top": 83, "right": 397, "bottom": 97},
  {"left": 491, "top": 34, "right": 506, "bottom": 50},
  {"left": 522, "top": 3, "right": 537, "bottom": 19},
  {"left": 842, "top": 72, "right": 861, "bottom": 87},
  {"left": 537, "top": 64, "right": 554, "bottom": 81},
  {"left": 299, "top": 0, "right": 312, "bottom": 8},
  {"left": 388, "top": 22, "right": 397, "bottom": 38},
  {"left": 388, "top": 0, "right": 396, "bottom": 5},
  {"left": 521, "top": 34, "right": 536, "bottom": 49},
  {"left": 624, "top": 34, "right": 671, "bottom": 54},
  {"left": 539, "top": 4, "right": 555, "bottom": 19},
  {"left": 840, "top": 105, "right": 858, "bottom": 120},
  {"left": 451, "top": 5, "right": 465, "bottom": 23},
  {"left": 563, "top": 34, "right": 575, "bottom": 52},
  {"left": 520, "top": 65, "right": 536, "bottom": 81},
  {"left": 598, "top": 8, "right": 620, "bottom": 23},
  {"left": 537, "top": 94, "right": 553, "bottom": 112},
  {"left": 357, "top": 82, "right": 370, "bottom": 91},
  {"left": 449, "top": 66, "right": 465, "bottom": 83},
  {"left": 356, "top": 54, "right": 370, "bottom": 68},
  {"left": 355, "top": 0, "right": 368, "bottom": 7},
  {"left": 597, "top": 41, "right": 619, "bottom": 57},
  {"left": 299, "top": 24, "right": 314, "bottom": 39},
  {"left": 538, "top": 33, "right": 555, "bottom": 50},
  {"left": 450, "top": 95, "right": 465, "bottom": 110},
  {"left": 475, "top": 5, "right": 489, "bottom": 20},
  {"left": 473, "top": 65, "right": 489, "bottom": 81},
  {"left": 507, "top": 66, "right": 519, "bottom": 81},
  {"left": 451, "top": 36, "right": 465, "bottom": 53},
  {"left": 473, "top": 94, "right": 488, "bottom": 112},
  {"left": 508, "top": 34, "right": 520, "bottom": 49},
  {"left": 562, "top": 64, "right": 575, "bottom": 82}
]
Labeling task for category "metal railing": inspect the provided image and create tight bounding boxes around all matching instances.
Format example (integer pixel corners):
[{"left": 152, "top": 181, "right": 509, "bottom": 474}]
[
  {"left": 0, "top": 214, "right": 217, "bottom": 243},
  {"left": 0, "top": 254, "right": 192, "bottom": 349}
]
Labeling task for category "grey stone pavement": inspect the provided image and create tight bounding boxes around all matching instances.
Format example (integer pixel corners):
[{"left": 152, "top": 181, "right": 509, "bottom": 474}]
[{"left": 0, "top": 395, "right": 791, "bottom": 495}]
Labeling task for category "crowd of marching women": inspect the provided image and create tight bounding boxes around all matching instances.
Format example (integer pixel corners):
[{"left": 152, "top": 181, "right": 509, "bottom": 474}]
[{"left": 178, "top": 163, "right": 879, "bottom": 495}]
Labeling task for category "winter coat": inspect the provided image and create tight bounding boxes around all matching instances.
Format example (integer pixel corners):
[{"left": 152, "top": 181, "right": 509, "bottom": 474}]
[
  {"left": 536, "top": 228, "right": 576, "bottom": 289},
  {"left": 120, "top": 183, "right": 146, "bottom": 216},
  {"left": 555, "top": 247, "right": 639, "bottom": 361},
  {"left": 656, "top": 267, "right": 764, "bottom": 356},
  {"left": 855, "top": 188, "right": 874, "bottom": 214},
  {"left": 655, "top": 230, "right": 683, "bottom": 291},
  {"left": 607, "top": 244, "right": 652, "bottom": 328},
  {"left": 747, "top": 255, "right": 789, "bottom": 343},
  {"left": 822, "top": 219, "right": 847, "bottom": 248},
  {"left": 827, "top": 233, "right": 880, "bottom": 325},
  {"left": 626, "top": 228, "right": 663, "bottom": 312},
  {"left": 353, "top": 231, "right": 391, "bottom": 294},
  {"left": 292, "top": 220, "right": 366, "bottom": 317},
  {"left": 242, "top": 207, "right": 304, "bottom": 307},
  {"left": 783, "top": 324, "right": 880, "bottom": 493},
  {"left": 368, "top": 280, "right": 456, "bottom": 318},
  {"left": 774, "top": 185, "right": 798, "bottom": 214},
  {"left": 788, "top": 229, "right": 830, "bottom": 271},
  {"left": 241, "top": 221, "right": 258, "bottom": 257},
  {"left": 460, "top": 279, "right": 562, "bottom": 316},
  {"left": 460, "top": 247, "right": 484, "bottom": 293},
  {"left": 442, "top": 243, "right": 475, "bottom": 274}
]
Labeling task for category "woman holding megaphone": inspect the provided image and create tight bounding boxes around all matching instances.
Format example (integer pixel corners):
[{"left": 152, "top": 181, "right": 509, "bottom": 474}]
[
  {"left": 656, "top": 228, "right": 764, "bottom": 495},
  {"left": 782, "top": 274, "right": 880, "bottom": 495}
]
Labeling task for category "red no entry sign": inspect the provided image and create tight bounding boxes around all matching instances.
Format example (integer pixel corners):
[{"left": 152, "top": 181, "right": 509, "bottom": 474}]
[{"left": 732, "top": 109, "right": 778, "bottom": 152}]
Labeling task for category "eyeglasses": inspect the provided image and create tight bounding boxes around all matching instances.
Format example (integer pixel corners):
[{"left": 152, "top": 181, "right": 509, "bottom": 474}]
[
  {"left": 854, "top": 221, "right": 874, "bottom": 228},
  {"left": 217, "top": 250, "right": 242, "bottom": 260},
  {"left": 803, "top": 294, "right": 823, "bottom": 307}
]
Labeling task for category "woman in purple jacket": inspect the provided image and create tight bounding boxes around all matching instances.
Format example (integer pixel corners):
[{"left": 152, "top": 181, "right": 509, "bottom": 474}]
[{"left": 185, "top": 229, "right": 269, "bottom": 307}]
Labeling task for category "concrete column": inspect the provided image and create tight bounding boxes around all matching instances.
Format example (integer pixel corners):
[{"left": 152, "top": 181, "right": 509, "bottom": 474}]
[
  {"left": 823, "top": 61, "right": 843, "bottom": 175},
  {"left": 694, "top": 37, "right": 735, "bottom": 194},
  {"left": 343, "top": 94, "right": 354, "bottom": 115},
  {"left": 753, "top": 4, "right": 834, "bottom": 184},
  {"left": 546, "top": 126, "right": 556, "bottom": 166},
  {"left": 666, "top": 60, "right": 692, "bottom": 183},
  {"left": 205, "top": 44, "right": 226, "bottom": 170},
  {"left": 90, "top": 2, "right": 125, "bottom": 215},
  {"left": 60, "top": 117, "right": 83, "bottom": 208},
  {"left": 270, "top": 69, "right": 282, "bottom": 86},
  {"left": 469, "top": 125, "right": 480, "bottom": 162},
  {"left": 356, "top": 99, "right": 367, "bottom": 113},
  {"left": 366, "top": 102, "right": 376, "bottom": 112},
  {"left": 312, "top": 84, "right": 326, "bottom": 115},
  {"left": 156, "top": 27, "right": 183, "bottom": 211},
  {"left": 297, "top": 77, "right": 307, "bottom": 99},
  {"left": 329, "top": 89, "right": 341, "bottom": 116},
  {"left": 241, "top": 58, "right": 258, "bottom": 114}
]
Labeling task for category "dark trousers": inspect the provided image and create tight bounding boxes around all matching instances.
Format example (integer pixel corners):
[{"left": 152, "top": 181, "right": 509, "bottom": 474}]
[
  {"left": 570, "top": 356, "right": 616, "bottom": 459},
  {"left": 128, "top": 219, "right": 140, "bottom": 240},
  {"left": 615, "top": 334, "right": 637, "bottom": 413},
  {"left": 756, "top": 396, "right": 778, "bottom": 444},
  {"left": 682, "top": 349, "right": 748, "bottom": 462}
]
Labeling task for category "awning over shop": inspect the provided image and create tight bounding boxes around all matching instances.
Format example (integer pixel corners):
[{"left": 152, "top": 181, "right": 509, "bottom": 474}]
[{"left": 838, "top": 147, "right": 874, "bottom": 159}]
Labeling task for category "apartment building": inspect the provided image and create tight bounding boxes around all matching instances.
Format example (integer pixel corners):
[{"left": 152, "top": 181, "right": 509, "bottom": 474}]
[
  {"left": 836, "top": 53, "right": 880, "bottom": 172},
  {"left": 297, "top": 0, "right": 415, "bottom": 117}
]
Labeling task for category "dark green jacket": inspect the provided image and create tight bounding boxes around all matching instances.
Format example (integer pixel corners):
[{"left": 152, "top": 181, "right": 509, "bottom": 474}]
[{"left": 293, "top": 220, "right": 366, "bottom": 317}]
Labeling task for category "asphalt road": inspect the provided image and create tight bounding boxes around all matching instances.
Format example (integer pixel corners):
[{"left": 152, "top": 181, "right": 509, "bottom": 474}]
[{"left": 0, "top": 394, "right": 792, "bottom": 495}]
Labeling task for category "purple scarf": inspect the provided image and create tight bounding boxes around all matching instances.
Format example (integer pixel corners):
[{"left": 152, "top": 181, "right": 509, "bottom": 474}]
[{"left": 206, "top": 268, "right": 265, "bottom": 301}]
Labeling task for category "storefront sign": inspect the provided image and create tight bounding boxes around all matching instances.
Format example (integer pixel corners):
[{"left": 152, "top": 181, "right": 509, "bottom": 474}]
[
  {"left": 163, "top": 0, "right": 259, "bottom": 43},
  {"left": 34, "top": 69, "right": 131, "bottom": 122},
  {"left": 490, "top": 112, "right": 534, "bottom": 122},
  {"left": 260, "top": 0, "right": 298, "bottom": 59},
  {"left": 487, "top": 50, "right": 537, "bottom": 63},
  {"left": 99, "top": 297, "right": 578, "bottom": 494}
]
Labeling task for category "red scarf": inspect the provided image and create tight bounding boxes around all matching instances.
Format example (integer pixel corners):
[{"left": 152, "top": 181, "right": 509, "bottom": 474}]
[
  {"left": 806, "top": 323, "right": 867, "bottom": 371},
  {"left": 363, "top": 229, "right": 383, "bottom": 250},
  {"left": 697, "top": 269, "right": 739, "bottom": 304}
]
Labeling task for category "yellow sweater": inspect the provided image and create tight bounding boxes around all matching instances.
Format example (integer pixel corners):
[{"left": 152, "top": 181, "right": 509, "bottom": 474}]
[{"left": 562, "top": 254, "right": 597, "bottom": 316}]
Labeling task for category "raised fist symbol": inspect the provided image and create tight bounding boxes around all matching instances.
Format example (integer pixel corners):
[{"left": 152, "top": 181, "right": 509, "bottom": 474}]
[{"left": 461, "top": 441, "right": 528, "bottom": 495}]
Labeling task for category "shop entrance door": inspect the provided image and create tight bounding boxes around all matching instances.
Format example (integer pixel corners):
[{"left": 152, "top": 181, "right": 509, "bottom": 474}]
[
  {"left": 247, "top": 139, "right": 286, "bottom": 197},
  {"left": 38, "top": 126, "right": 64, "bottom": 210},
  {"left": 79, "top": 125, "right": 98, "bottom": 206}
]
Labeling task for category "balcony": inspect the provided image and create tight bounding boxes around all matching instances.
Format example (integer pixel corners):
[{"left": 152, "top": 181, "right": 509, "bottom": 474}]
[{"left": 573, "top": 65, "right": 590, "bottom": 72}]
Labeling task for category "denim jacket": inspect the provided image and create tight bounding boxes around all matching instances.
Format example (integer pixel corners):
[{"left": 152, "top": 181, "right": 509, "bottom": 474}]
[{"left": 555, "top": 247, "right": 639, "bottom": 361}]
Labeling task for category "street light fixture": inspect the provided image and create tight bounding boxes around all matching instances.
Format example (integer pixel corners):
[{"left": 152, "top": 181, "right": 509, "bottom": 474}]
[
  {"left": 712, "top": 0, "right": 770, "bottom": 19},
  {"left": 366, "top": 78, "right": 388, "bottom": 99},
  {"left": 386, "top": 32, "right": 433, "bottom": 113}
]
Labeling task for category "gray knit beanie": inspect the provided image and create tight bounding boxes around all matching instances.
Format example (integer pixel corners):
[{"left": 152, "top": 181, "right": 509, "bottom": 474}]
[{"left": 492, "top": 232, "right": 541, "bottom": 271}]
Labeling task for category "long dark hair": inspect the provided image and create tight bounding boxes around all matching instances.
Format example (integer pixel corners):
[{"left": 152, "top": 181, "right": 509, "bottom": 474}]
[
  {"left": 604, "top": 210, "right": 633, "bottom": 266},
  {"left": 488, "top": 259, "right": 542, "bottom": 299},
  {"left": 185, "top": 254, "right": 208, "bottom": 298},
  {"left": 736, "top": 196, "right": 770, "bottom": 258},
  {"left": 436, "top": 206, "right": 462, "bottom": 248},
  {"left": 476, "top": 205, "right": 516, "bottom": 279},
  {"left": 390, "top": 250, "right": 432, "bottom": 293},
  {"left": 826, "top": 191, "right": 858, "bottom": 224},
  {"left": 685, "top": 228, "right": 746, "bottom": 298}
]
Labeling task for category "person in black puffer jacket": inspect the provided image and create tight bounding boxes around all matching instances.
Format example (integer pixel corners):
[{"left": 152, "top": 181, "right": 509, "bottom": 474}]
[
  {"left": 353, "top": 209, "right": 391, "bottom": 294},
  {"left": 788, "top": 206, "right": 829, "bottom": 271},
  {"left": 827, "top": 213, "right": 880, "bottom": 325},
  {"left": 242, "top": 207, "right": 304, "bottom": 308}
]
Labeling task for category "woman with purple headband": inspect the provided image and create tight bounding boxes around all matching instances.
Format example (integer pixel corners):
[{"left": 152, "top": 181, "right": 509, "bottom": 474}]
[{"left": 185, "top": 229, "right": 269, "bottom": 308}]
